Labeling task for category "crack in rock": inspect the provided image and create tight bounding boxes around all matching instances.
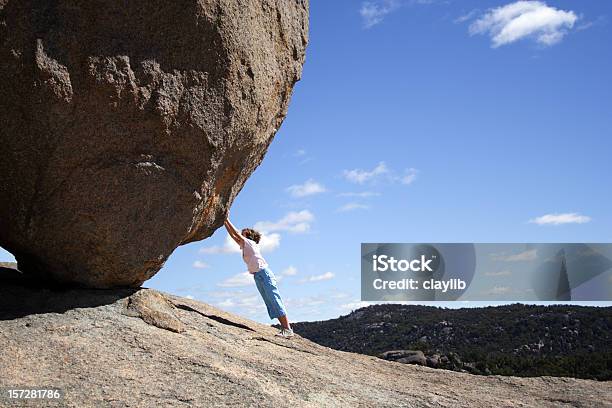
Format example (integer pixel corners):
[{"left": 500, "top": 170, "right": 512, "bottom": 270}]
[
  {"left": 250, "top": 336, "right": 318, "bottom": 355},
  {"left": 174, "top": 303, "right": 255, "bottom": 332}
]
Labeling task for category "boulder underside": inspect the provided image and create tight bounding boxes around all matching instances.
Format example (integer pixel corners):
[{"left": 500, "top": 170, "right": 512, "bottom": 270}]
[{"left": 0, "top": 0, "right": 309, "bottom": 288}]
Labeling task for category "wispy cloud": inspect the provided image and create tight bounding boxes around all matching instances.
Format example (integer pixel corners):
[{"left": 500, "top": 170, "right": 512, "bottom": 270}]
[
  {"left": 254, "top": 210, "right": 314, "bottom": 234},
  {"left": 337, "top": 202, "right": 370, "bottom": 212},
  {"left": 337, "top": 191, "right": 381, "bottom": 198},
  {"left": 276, "top": 266, "right": 299, "bottom": 283},
  {"left": 215, "top": 294, "right": 263, "bottom": 312},
  {"left": 484, "top": 270, "right": 512, "bottom": 277},
  {"left": 200, "top": 235, "right": 241, "bottom": 255},
  {"left": 217, "top": 299, "right": 235, "bottom": 307},
  {"left": 285, "top": 296, "right": 326, "bottom": 308},
  {"left": 299, "top": 272, "right": 335, "bottom": 284},
  {"left": 286, "top": 179, "right": 326, "bottom": 198},
  {"left": 360, "top": 0, "right": 400, "bottom": 28},
  {"left": 492, "top": 249, "right": 538, "bottom": 262},
  {"left": 359, "top": 0, "right": 439, "bottom": 28},
  {"left": 343, "top": 162, "right": 419, "bottom": 186},
  {"left": 454, "top": 9, "right": 479, "bottom": 24},
  {"left": 192, "top": 260, "right": 210, "bottom": 269},
  {"left": 206, "top": 290, "right": 242, "bottom": 298},
  {"left": 339, "top": 300, "right": 372, "bottom": 311},
  {"left": 217, "top": 272, "right": 253, "bottom": 288},
  {"left": 400, "top": 168, "right": 419, "bottom": 185},
  {"left": 292, "top": 148, "right": 313, "bottom": 165},
  {"left": 469, "top": 1, "right": 578, "bottom": 48},
  {"left": 529, "top": 212, "right": 591, "bottom": 226},
  {"left": 343, "top": 162, "right": 389, "bottom": 184},
  {"left": 576, "top": 15, "right": 607, "bottom": 31},
  {"left": 281, "top": 266, "right": 298, "bottom": 276}
]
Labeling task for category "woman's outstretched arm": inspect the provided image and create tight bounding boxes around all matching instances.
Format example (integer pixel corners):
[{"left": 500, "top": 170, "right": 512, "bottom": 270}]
[{"left": 224, "top": 217, "right": 244, "bottom": 246}]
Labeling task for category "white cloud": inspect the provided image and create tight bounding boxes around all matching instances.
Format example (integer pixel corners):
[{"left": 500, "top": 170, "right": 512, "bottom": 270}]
[
  {"left": 201, "top": 233, "right": 280, "bottom": 254},
  {"left": 218, "top": 272, "right": 253, "bottom": 288},
  {"left": 216, "top": 295, "right": 263, "bottom": 310},
  {"left": 286, "top": 179, "right": 326, "bottom": 198},
  {"left": 492, "top": 249, "right": 538, "bottom": 262},
  {"left": 338, "top": 191, "right": 381, "bottom": 198},
  {"left": 237, "top": 295, "right": 262, "bottom": 307},
  {"left": 360, "top": 0, "right": 400, "bottom": 28},
  {"left": 337, "top": 202, "right": 370, "bottom": 212},
  {"left": 276, "top": 266, "right": 298, "bottom": 283},
  {"left": 469, "top": 1, "right": 578, "bottom": 48},
  {"left": 343, "top": 162, "right": 389, "bottom": 184},
  {"left": 295, "top": 149, "right": 307, "bottom": 157},
  {"left": 400, "top": 168, "right": 419, "bottom": 185},
  {"left": 343, "top": 162, "right": 419, "bottom": 187},
  {"left": 529, "top": 212, "right": 591, "bottom": 225},
  {"left": 454, "top": 9, "right": 479, "bottom": 24},
  {"left": 201, "top": 211, "right": 312, "bottom": 256},
  {"left": 254, "top": 210, "right": 314, "bottom": 234},
  {"left": 299, "top": 272, "right": 335, "bottom": 284},
  {"left": 254, "top": 233, "right": 281, "bottom": 252},
  {"left": 192, "top": 260, "right": 209, "bottom": 269},
  {"left": 280, "top": 266, "right": 298, "bottom": 276},
  {"left": 185, "top": 295, "right": 195, "bottom": 300}
]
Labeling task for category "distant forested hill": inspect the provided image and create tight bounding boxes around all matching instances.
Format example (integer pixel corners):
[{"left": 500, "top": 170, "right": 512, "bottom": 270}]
[{"left": 292, "top": 304, "right": 612, "bottom": 380}]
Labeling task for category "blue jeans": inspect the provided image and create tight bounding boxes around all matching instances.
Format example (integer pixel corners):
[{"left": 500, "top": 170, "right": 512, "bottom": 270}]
[{"left": 253, "top": 267, "right": 287, "bottom": 320}]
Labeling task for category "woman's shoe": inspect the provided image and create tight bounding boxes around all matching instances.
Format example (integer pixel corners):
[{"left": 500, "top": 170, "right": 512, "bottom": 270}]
[{"left": 275, "top": 328, "right": 294, "bottom": 338}]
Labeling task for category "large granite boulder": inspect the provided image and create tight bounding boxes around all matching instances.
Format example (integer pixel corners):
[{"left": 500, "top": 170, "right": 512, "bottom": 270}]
[{"left": 0, "top": 0, "right": 309, "bottom": 287}]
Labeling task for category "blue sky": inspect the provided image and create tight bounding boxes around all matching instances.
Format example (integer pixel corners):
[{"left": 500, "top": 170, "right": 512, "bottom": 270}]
[{"left": 1, "top": 1, "right": 611, "bottom": 322}]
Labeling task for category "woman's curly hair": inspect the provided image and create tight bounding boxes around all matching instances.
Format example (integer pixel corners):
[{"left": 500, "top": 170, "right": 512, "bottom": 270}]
[{"left": 241, "top": 228, "right": 262, "bottom": 244}]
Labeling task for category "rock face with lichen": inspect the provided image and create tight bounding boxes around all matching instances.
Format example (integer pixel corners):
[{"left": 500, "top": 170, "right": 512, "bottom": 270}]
[{"left": 0, "top": 0, "right": 309, "bottom": 288}]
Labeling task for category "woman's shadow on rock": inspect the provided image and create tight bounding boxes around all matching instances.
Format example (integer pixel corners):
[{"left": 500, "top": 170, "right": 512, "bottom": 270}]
[{"left": 0, "top": 267, "right": 139, "bottom": 320}]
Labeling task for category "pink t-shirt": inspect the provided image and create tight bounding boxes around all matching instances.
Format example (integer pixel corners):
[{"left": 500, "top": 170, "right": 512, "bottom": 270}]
[{"left": 240, "top": 237, "right": 268, "bottom": 273}]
